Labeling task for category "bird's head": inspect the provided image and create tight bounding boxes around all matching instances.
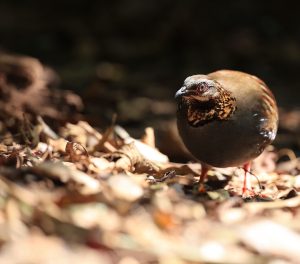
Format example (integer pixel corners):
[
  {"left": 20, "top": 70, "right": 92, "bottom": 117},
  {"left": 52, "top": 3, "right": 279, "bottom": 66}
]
[
  {"left": 175, "top": 75, "right": 236, "bottom": 127},
  {"left": 175, "top": 75, "right": 220, "bottom": 103}
]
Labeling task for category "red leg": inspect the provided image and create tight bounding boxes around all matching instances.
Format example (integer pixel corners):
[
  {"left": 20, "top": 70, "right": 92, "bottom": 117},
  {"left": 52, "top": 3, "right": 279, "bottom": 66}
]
[
  {"left": 198, "top": 163, "right": 209, "bottom": 193},
  {"left": 242, "top": 162, "right": 251, "bottom": 193},
  {"left": 242, "top": 162, "right": 255, "bottom": 197}
]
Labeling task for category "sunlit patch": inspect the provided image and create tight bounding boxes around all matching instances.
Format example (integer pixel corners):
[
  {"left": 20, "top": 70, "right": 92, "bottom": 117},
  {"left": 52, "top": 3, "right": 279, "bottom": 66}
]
[{"left": 199, "top": 241, "right": 226, "bottom": 262}]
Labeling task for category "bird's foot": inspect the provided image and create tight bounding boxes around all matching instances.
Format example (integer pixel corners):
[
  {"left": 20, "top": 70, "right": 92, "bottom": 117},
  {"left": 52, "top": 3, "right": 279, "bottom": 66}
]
[
  {"left": 242, "top": 187, "right": 256, "bottom": 198},
  {"left": 242, "top": 188, "right": 270, "bottom": 200},
  {"left": 198, "top": 183, "right": 206, "bottom": 193}
]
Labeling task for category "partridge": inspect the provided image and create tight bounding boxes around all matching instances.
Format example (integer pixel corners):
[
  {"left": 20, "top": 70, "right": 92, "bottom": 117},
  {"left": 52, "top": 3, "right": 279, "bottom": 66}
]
[{"left": 175, "top": 70, "right": 278, "bottom": 197}]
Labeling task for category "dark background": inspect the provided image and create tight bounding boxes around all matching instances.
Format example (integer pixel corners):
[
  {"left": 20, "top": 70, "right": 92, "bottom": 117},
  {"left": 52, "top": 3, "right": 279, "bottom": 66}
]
[
  {"left": 0, "top": 0, "right": 299, "bottom": 154},
  {"left": 1, "top": 0, "right": 299, "bottom": 101}
]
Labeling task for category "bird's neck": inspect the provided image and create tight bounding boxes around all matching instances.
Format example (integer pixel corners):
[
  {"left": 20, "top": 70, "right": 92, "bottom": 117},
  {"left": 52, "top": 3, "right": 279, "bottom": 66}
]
[
  {"left": 182, "top": 87, "right": 237, "bottom": 127},
  {"left": 214, "top": 87, "right": 237, "bottom": 120}
]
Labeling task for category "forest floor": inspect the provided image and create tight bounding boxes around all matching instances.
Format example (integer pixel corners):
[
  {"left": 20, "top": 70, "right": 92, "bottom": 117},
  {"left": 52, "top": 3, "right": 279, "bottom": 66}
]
[{"left": 1, "top": 54, "right": 300, "bottom": 264}]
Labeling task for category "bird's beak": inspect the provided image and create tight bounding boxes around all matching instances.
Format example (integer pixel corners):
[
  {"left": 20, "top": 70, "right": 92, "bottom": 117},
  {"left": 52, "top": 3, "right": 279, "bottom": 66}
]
[
  {"left": 175, "top": 86, "right": 189, "bottom": 99},
  {"left": 176, "top": 87, "right": 211, "bottom": 102}
]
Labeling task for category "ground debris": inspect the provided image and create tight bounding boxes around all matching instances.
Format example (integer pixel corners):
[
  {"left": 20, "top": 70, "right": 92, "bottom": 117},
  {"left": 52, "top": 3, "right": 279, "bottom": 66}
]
[{"left": 1, "top": 111, "right": 300, "bottom": 263}]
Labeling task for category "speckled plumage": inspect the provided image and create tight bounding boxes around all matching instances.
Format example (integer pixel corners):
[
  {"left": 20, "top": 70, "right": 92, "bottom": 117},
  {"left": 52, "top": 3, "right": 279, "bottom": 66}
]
[{"left": 176, "top": 70, "right": 278, "bottom": 168}]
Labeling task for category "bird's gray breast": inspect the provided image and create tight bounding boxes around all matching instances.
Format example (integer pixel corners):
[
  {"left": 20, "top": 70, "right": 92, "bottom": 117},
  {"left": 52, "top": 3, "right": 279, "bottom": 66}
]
[{"left": 177, "top": 104, "right": 269, "bottom": 167}]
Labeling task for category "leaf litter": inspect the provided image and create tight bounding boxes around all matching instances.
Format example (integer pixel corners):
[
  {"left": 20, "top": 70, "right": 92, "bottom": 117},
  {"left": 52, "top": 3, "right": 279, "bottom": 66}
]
[
  {"left": 1, "top": 54, "right": 300, "bottom": 264},
  {"left": 1, "top": 116, "right": 300, "bottom": 264}
]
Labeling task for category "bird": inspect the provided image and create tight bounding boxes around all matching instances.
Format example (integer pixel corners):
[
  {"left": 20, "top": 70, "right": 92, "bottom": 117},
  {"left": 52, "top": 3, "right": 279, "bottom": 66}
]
[{"left": 175, "top": 70, "right": 278, "bottom": 197}]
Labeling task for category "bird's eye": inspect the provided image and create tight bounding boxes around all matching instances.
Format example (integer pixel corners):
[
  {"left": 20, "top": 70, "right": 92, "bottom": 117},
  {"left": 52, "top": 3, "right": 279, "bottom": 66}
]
[{"left": 196, "top": 83, "right": 208, "bottom": 93}]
